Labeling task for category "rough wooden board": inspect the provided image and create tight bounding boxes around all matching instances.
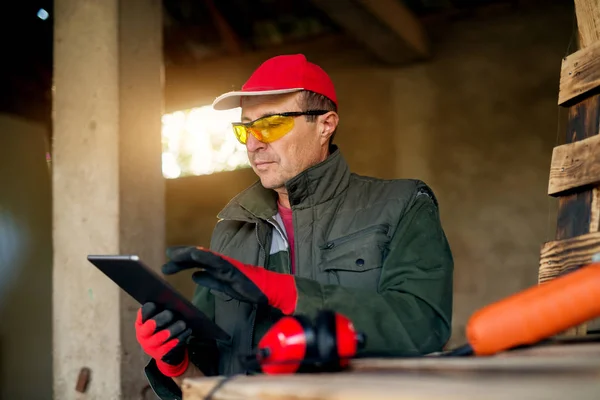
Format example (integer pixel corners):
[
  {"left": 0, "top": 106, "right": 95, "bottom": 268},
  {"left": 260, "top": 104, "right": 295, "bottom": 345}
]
[
  {"left": 548, "top": 133, "right": 600, "bottom": 195},
  {"left": 559, "top": 41, "right": 600, "bottom": 106},
  {"left": 183, "top": 369, "right": 600, "bottom": 400},
  {"left": 351, "top": 352, "right": 600, "bottom": 374},
  {"left": 575, "top": 0, "right": 600, "bottom": 48},
  {"left": 183, "top": 344, "right": 600, "bottom": 399},
  {"left": 539, "top": 231, "right": 600, "bottom": 282}
]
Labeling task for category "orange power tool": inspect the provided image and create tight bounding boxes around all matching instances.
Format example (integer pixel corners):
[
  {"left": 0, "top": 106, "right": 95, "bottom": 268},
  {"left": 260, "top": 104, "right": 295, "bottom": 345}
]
[{"left": 458, "top": 261, "right": 600, "bottom": 356}]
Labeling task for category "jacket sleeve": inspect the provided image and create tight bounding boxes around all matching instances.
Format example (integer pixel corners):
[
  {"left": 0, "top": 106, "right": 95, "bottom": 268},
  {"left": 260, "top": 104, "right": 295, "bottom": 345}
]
[
  {"left": 143, "top": 330, "right": 221, "bottom": 400},
  {"left": 293, "top": 191, "right": 454, "bottom": 355}
]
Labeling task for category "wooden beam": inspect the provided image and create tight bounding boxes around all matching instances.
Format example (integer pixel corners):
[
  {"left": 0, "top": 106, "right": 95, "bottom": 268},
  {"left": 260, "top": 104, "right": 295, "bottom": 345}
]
[
  {"left": 559, "top": 41, "right": 600, "bottom": 106},
  {"left": 539, "top": 232, "right": 600, "bottom": 283},
  {"left": 548, "top": 134, "right": 600, "bottom": 196},
  {"left": 309, "top": 0, "right": 429, "bottom": 65},
  {"left": 575, "top": 0, "right": 600, "bottom": 48},
  {"left": 557, "top": 189, "right": 594, "bottom": 240},
  {"left": 204, "top": 0, "right": 243, "bottom": 56},
  {"left": 356, "top": 0, "right": 429, "bottom": 56},
  {"left": 555, "top": 94, "right": 600, "bottom": 240}
]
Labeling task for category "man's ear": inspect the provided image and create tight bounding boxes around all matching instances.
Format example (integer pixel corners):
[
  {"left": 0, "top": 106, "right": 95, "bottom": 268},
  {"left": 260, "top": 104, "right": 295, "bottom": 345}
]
[{"left": 319, "top": 112, "right": 339, "bottom": 145}]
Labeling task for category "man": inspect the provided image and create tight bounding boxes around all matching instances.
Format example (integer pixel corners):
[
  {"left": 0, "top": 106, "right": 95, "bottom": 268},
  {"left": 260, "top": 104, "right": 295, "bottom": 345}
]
[{"left": 136, "top": 54, "right": 454, "bottom": 399}]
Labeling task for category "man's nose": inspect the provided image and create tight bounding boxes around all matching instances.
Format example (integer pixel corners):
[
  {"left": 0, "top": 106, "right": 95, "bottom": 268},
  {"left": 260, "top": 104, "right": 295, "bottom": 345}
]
[{"left": 246, "top": 133, "right": 266, "bottom": 152}]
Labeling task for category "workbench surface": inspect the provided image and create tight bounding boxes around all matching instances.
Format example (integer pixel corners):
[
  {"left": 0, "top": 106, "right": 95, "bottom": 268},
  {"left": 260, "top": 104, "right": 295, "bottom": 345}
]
[{"left": 182, "top": 341, "right": 600, "bottom": 400}]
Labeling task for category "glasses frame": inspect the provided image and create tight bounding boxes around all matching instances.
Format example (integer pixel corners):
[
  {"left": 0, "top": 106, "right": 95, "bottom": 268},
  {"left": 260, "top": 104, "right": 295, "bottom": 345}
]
[
  {"left": 232, "top": 110, "right": 330, "bottom": 128},
  {"left": 231, "top": 110, "right": 331, "bottom": 144}
]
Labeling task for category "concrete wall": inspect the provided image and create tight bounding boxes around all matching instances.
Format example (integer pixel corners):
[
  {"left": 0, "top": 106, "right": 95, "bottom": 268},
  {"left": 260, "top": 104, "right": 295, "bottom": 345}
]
[
  {"left": 0, "top": 115, "right": 52, "bottom": 399},
  {"left": 164, "top": 2, "right": 572, "bottom": 348}
]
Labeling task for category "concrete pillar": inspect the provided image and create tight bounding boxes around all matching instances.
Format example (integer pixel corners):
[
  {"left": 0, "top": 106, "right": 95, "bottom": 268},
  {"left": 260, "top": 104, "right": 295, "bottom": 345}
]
[{"left": 53, "top": 1, "right": 164, "bottom": 398}]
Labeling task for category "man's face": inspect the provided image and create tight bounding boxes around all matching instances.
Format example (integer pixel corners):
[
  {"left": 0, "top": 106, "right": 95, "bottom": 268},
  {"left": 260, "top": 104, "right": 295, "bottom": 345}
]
[{"left": 240, "top": 93, "right": 328, "bottom": 191}]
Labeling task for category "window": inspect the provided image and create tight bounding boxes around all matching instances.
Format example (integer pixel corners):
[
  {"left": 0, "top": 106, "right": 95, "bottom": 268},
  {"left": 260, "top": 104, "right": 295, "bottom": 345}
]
[{"left": 161, "top": 105, "right": 250, "bottom": 178}]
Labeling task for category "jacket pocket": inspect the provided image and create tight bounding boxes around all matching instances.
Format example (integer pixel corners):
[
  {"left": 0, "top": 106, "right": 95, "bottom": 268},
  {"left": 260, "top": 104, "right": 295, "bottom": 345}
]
[{"left": 320, "top": 224, "right": 390, "bottom": 290}]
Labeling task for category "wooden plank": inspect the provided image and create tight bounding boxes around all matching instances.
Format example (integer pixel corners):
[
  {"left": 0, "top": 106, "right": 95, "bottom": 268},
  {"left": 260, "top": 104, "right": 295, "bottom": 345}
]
[
  {"left": 575, "top": 0, "right": 600, "bottom": 48},
  {"left": 183, "top": 351, "right": 600, "bottom": 400},
  {"left": 183, "top": 343, "right": 600, "bottom": 399},
  {"left": 548, "top": 134, "right": 600, "bottom": 195},
  {"left": 351, "top": 344, "right": 600, "bottom": 373},
  {"left": 539, "top": 231, "right": 600, "bottom": 283},
  {"left": 309, "top": 0, "right": 429, "bottom": 65},
  {"left": 558, "top": 41, "right": 600, "bottom": 106},
  {"left": 184, "top": 374, "right": 600, "bottom": 400}
]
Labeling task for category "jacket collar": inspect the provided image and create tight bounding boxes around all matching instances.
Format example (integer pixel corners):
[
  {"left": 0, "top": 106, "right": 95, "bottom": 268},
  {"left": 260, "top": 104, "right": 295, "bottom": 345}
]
[{"left": 218, "top": 145, "right": 351, "bottom": 221}]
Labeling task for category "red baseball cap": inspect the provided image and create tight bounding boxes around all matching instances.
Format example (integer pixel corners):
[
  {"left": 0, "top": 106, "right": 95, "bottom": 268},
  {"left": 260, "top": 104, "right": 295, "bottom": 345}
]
[{"left": 212, "top": 54, "right": 337, "bottom": 110}]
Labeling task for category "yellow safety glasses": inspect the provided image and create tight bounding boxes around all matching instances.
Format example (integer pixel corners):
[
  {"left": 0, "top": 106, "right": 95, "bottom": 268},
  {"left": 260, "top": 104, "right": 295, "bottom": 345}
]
[{"left": 232, "top": 110, "right": 328, "bottom": 145}]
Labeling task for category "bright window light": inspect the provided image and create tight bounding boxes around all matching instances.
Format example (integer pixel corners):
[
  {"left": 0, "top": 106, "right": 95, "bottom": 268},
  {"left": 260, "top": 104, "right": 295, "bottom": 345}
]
[{"left": 161, "top": 106, "right": 250, "bottom": 178}]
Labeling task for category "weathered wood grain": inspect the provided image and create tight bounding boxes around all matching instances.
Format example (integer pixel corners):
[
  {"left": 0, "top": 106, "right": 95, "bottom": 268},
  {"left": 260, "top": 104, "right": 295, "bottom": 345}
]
[
  {"left": 575, "top": 0, "right": 600, "bottom": 48},
  {"left": 539, "top": 232, "right": 600, "bottom": 283},
  {"left": 559, "top": 41, "right": 600, "bottom": 106},
  {"left": 548, "top": 134, "right": 600, "bottom": 195}
]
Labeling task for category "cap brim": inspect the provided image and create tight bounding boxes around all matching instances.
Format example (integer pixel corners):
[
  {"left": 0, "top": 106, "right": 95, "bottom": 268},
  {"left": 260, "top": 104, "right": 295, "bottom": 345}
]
[{"left": 212, "top": 88, "right": 305, "bottom": 110}]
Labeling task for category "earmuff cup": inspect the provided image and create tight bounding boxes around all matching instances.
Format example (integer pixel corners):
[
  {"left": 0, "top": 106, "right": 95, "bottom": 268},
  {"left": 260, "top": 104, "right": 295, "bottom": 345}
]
[
  {"left": 255, "top": 309, "right": 364, "bottom": 375},
  {"left": 315, "top": 310, "right": 340, "bottom": 370}
]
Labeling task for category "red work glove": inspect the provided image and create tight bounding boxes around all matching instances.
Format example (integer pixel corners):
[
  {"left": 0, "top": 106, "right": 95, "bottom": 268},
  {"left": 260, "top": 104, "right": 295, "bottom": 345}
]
[
  {"left": 162, "top": 246, "right": 298, "bottom": 315},
  {"left": 135, "top": 302, "right": 192, "bottom": 377}
]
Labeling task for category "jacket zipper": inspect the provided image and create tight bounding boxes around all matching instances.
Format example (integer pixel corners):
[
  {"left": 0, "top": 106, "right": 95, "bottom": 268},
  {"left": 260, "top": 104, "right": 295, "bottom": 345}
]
[
  {"left": 267, "top": 217, "right": 292, "bottom": 275},
  {"left": 249, "top": 222, "right": 266, "bottom": 357},
  {"left": 320, "top": 224, "right": 388, "bottom": 250},
  {"left": 292, "top": 209, "right": 299, "bottom": 277}
]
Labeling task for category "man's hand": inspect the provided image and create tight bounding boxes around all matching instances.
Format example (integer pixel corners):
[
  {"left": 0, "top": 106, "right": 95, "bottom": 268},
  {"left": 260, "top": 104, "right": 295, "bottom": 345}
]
[
  {"left": 163, "top": 246, "right": 298, "bottom": 315},
  {"left": 135, "top": 302, "right": 192, "bottom": 377}
]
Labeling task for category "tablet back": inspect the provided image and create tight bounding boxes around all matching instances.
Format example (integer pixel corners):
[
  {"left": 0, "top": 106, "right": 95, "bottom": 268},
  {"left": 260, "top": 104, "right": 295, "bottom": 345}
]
[{"left": 87, "top": 254, "right": 230, "bottom": 342}]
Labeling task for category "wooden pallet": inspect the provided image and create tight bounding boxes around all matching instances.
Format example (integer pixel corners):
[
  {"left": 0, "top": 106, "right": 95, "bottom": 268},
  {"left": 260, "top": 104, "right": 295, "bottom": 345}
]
[{"left": 539, "top": 0, "right": 600, "bottom": 335}]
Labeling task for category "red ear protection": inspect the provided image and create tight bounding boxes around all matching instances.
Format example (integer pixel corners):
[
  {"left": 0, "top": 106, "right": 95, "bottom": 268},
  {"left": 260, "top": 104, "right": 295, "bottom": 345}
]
[{"left": 255, "top": 310, "right": 366, "bottom": 375}]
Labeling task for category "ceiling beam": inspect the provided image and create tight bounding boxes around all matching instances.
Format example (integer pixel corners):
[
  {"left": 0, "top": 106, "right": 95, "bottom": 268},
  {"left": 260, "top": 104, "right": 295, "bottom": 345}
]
[{"left": 309, "top": 0, "right": 430, "bottom": 65}]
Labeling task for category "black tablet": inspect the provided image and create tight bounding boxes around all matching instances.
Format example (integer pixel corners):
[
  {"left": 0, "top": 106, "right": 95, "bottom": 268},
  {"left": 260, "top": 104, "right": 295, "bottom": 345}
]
[{"left": 87, "top": 254, "right": 230, "bottom": 342}]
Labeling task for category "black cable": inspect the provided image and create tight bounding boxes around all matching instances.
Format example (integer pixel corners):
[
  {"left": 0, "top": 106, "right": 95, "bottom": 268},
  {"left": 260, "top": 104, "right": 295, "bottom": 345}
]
[{"left": 438, "top": 344, "right": 474, "bottom": 357}]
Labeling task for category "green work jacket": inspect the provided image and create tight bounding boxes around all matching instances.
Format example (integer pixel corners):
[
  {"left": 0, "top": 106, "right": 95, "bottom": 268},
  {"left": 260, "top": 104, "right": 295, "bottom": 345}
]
[{"left": 146, "top": 146, "right": 454, "bottom": 399}]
